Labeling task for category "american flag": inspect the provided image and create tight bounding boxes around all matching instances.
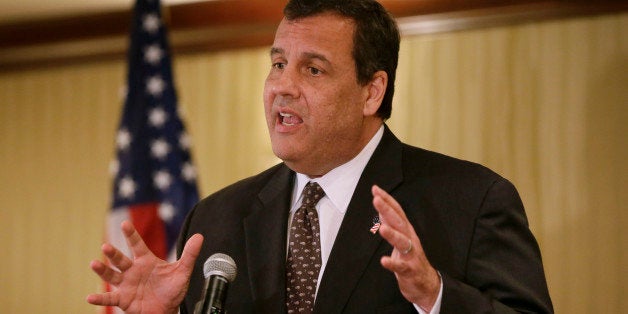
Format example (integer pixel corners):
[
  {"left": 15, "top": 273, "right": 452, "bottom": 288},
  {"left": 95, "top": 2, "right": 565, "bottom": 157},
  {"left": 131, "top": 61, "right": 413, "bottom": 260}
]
[
  {"left": 370, "top": 215, "right": 381, "bottom": 234},
  {"left": 104, "top": 0, "right": 198, "bottom": 311}
]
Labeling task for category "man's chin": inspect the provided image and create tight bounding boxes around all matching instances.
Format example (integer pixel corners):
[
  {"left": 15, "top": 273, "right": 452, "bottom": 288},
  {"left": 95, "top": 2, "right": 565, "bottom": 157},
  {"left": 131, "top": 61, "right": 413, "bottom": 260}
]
[
  {"left": 272, "top": 149, "right": 305, "bottom": 171},
  {"left": 271, "top": 145, "right": 298, "bottom": 164}
]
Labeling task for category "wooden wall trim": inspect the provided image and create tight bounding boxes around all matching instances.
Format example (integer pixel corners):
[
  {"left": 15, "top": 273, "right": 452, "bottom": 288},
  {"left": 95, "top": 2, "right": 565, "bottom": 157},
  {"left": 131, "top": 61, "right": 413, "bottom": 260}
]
[
  {"left": 0, "top": 0, "right": 626, "bottom": 71},
  {"left": 398, "top": 1, "right": 628, "bottom": 36}
]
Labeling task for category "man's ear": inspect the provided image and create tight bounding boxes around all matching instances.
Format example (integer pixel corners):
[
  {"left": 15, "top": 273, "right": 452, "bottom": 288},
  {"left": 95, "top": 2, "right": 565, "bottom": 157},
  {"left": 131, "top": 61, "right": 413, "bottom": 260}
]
[{"left": 363, "top": 70, "right": 387, "bottom": 117}]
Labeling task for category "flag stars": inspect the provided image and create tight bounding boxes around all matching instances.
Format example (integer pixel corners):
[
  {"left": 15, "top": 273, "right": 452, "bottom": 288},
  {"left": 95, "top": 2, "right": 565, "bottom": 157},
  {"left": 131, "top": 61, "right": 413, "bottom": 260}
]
[
  {"left": 149, "top": 107, "right": 168, "bottom": 128},
  {"left": 116, "top": 128, "right": 132, "bottom": 151},
  {"left": 146, "top": 75, "right": 166, "bottom": 97},
  {"left": 142, "top": 14, "right": 161, "bottom": 34},
  {"left": 159, "top": 202, "right": 175, "bottom": 222},
  {"left": 144, "top": 44, "right": 164, "bottom": 65},
  {"left": 118, "top": 176, "right": 137, "bottom": 199},
  {"left": 151, "top": 138, "right": 170, "bottom": 159},
  {"left": 153, "top": 170, "right": 172, "bottom": 190},
  {"left": 179, "top": 132, "right": 191, "bottom": 150},
  {"left": 182, "top": 162, "right": 197, "bottom": 182}
]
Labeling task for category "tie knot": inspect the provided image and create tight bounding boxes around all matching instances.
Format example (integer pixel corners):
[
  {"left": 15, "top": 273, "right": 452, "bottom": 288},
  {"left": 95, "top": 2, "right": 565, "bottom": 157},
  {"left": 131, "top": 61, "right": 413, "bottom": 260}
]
[{"left": 302, "top": 182, "right": 325, "bottom": 206}]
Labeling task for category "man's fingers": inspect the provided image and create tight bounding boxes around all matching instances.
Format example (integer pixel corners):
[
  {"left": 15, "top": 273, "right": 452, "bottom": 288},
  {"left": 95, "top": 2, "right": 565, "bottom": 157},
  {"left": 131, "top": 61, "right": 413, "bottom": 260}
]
[
  {"left": 372, "top": 185, "right": 411, "bottom": 254},
  {"left": 380, "top": 255, "right": 412, "bottom": 276},
  {"left": 178, "top": 234, "right": 204, "bottom": 272},
  {"left": 378, "top": 223, "right": 414, "bottom": 256},
  {"left": 102, "top": 243, "right": 133, "bottom": 272},
  {"left": 372, "top": 185, "right": 407, "bottom": 229},
  {"left": 86, "top": 291, "right": 120, "bottom": 306},
  {"left": 371, "top": 185, "right": 422, "bottom": 260},
  {"left": 121, "top": 220, "right": 152, "bottom": 258},
  {"left": 373, "top": 195, "right": 403, "bottom": 228},
  {"left": 90, "top": 259, "right": 124, "bottom": 285}
]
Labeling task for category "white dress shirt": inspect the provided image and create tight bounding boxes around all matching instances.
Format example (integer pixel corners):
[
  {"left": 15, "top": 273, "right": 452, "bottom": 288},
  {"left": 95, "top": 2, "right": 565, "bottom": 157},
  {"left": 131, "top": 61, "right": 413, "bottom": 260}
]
[{"left": 288, "top": 125, "right": 442, "bottom": 314}]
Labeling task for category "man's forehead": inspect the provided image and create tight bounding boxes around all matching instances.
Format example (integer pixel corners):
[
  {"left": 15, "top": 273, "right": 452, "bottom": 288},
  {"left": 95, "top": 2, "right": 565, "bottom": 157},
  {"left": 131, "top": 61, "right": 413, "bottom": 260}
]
[
  {"left": 271, "top": 13, "right": 355, "bottom": 59},
  {"left": 278, "top": 12, "right": 355, "bottom": 32}
]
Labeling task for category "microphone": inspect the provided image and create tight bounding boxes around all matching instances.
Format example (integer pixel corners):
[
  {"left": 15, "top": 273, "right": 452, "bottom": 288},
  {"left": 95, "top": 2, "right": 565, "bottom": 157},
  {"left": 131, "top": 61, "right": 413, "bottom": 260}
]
[{"left": 193, "top": 253, "right": 237, "bottom": 314}]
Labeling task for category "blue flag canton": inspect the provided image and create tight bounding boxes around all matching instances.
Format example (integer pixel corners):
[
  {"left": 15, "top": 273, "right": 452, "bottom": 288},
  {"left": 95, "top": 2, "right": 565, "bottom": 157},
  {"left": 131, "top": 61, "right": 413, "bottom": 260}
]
[{"left": 110, "top": 0, "right": 199, "bottom": 246}]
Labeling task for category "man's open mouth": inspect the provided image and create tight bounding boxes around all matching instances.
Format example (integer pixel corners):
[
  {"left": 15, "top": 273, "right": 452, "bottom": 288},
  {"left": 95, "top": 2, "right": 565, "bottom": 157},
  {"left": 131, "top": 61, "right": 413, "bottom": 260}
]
[{"left": 279, "top": 112, "right": 303, "bottom": 126}]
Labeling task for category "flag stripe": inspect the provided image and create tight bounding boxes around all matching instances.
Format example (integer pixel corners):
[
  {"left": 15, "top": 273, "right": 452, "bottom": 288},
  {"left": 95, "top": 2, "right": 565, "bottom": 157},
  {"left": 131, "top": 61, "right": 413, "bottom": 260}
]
[{"left": 129, "top": 203, "right": 168, "bottom": 259}]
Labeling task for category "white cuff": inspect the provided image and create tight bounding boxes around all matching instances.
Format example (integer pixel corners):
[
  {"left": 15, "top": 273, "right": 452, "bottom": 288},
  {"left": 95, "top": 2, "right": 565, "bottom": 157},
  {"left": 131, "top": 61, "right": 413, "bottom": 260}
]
[{"left": 412, "top": 272, "right": 443, "bottom": 314}]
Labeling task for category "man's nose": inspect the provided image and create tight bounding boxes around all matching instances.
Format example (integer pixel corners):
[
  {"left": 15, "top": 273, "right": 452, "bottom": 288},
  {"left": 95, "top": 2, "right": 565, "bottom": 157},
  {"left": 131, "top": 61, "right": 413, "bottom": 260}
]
[{"left": 271, "top": 67, "right": 300, "bottom": 98}]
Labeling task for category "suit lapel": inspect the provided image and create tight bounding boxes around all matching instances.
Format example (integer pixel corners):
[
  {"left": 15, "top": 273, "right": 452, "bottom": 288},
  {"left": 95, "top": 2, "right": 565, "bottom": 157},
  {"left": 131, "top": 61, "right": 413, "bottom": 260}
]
[
  {"left": 243, "top": 165, "right": 293, "bottom": 312},
  {"left": 314, "top": 126, "right": 404, "bottom": 313}
]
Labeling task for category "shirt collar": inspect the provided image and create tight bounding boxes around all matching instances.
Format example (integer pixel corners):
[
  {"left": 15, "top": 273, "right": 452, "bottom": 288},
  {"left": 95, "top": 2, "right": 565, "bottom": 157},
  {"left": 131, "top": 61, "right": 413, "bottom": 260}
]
[{"left": 293, "top": 125, "right": 385, "bottom": 213}]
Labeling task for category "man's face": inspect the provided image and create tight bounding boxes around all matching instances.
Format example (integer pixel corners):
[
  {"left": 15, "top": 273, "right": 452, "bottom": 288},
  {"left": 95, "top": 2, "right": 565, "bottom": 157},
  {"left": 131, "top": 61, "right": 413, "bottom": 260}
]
[{"left": 264, "top": 12, "right": 379, "bottom": 176}]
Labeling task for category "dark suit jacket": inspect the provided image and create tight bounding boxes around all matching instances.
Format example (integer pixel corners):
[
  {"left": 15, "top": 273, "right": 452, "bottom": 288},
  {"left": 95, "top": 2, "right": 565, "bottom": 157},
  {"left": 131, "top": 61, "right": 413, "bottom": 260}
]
[{"left": 177, "top": 126, "right": 553, "bottom": 313}]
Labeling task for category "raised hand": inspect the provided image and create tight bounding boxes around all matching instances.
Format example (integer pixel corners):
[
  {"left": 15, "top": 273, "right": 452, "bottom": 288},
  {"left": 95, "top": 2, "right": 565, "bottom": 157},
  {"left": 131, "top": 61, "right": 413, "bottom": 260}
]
[
  {"left": 86, "top": 221, "right": 203, "bottom": 314},
  {"left": 371, "top": 185, "right": 441, "bottom": 312}
]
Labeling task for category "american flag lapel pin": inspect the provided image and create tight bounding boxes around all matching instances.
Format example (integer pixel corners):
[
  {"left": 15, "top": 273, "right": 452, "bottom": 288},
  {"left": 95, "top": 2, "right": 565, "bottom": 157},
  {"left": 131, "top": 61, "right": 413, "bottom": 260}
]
[{"left": 370, "top": 215, "right": 381, "bottom": 234}]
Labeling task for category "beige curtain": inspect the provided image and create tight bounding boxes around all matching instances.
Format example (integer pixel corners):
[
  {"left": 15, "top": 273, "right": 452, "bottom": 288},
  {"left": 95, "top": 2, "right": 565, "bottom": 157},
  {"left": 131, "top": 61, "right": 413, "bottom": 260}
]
[
  {"left": 0, "top": 12, "right": 625, "bottom": 313},
  {"left": 390, "top": 14, "right": 627, "bottom": 313}
]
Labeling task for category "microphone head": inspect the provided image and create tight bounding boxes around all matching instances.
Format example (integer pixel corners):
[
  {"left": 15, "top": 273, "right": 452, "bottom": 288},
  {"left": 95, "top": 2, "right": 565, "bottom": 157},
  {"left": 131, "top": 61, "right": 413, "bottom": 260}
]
[{"left": 203, "top": 253, "right": 237, "bottom": 282}]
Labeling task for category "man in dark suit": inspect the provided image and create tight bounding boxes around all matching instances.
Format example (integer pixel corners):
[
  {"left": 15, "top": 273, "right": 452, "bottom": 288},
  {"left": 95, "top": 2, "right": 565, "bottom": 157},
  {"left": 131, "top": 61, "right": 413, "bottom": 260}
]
[{"left": 88, "top": 0, "right": 553, "bottom": 313}]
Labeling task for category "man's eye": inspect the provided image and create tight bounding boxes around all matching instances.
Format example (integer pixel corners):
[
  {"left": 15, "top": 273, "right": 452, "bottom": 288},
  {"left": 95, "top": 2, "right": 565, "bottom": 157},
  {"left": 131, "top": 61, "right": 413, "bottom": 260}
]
[
  {"left": 308, "top": 67, "right": 321, "bottom": 76},
  {"left": 272, "top": 62, "right": 285, "bottom": 70}
]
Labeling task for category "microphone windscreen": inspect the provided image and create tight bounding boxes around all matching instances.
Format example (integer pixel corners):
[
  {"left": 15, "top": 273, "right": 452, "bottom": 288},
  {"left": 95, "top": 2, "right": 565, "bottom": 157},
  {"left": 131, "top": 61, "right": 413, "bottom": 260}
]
[{"left": 203, "top": 253, "right": 237, "bottom": 282}]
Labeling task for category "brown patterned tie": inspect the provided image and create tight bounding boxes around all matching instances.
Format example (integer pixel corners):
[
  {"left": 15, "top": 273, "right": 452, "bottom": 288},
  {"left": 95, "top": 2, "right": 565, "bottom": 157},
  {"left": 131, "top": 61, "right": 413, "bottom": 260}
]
[{"left": 286, "top": 182, "right": 325, "bottom": 314}]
